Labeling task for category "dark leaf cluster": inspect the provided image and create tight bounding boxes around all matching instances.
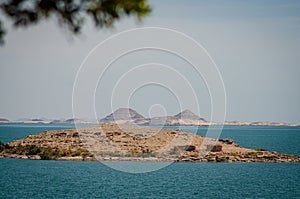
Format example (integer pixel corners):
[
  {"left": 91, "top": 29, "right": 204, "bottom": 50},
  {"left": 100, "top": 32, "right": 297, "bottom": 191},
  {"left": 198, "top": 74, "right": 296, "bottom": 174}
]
[{"left": 0, "top": 0, "right": 151, "bottom": 44}]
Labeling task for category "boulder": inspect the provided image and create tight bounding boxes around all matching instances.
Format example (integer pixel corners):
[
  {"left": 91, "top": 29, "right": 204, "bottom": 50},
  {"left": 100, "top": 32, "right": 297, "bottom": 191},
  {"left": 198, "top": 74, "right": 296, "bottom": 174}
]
[
  {"left": 219, "top": 139, "right": 233, "bottom": 144},
  {"left": 206, "top": 144, "right": 222, "bottom": 152},
  {"left": 177, "top": 145, "right": 196, "bottom": 151}
]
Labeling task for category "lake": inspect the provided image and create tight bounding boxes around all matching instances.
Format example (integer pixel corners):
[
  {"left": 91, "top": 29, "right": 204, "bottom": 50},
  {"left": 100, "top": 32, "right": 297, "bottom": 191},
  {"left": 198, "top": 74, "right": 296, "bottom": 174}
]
[{"left": 0, "top": 124, "right": 299, "bottom": 198}]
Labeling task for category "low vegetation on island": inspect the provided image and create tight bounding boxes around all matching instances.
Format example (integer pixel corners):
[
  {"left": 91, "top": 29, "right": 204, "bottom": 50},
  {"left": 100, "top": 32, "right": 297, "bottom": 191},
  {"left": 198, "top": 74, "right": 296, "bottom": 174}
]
[{"left": 0, "top": 141, "right": 89, "bottom": 160}]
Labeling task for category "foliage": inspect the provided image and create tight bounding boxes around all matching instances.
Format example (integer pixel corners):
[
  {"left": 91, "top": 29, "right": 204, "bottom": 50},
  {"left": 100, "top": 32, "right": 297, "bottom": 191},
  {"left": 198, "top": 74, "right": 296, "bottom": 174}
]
[
  {"left": 0, "top": 140, "right": 5, "bottom": 152},
  {"left": 1, "top": 143, "right": 88, "bottom": 160},
  {"left": 71, "top": 149, "right": 83, "bottom": 157},
  {"left": 0, "top": 0, "right": 152, "bottom": 44}
]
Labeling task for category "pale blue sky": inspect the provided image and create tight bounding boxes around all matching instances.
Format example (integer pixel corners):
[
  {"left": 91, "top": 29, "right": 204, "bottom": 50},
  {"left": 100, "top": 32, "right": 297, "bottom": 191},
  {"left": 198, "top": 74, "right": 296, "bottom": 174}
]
[{"left": 1, "top": 0, "right": 300, "bottom": 123}]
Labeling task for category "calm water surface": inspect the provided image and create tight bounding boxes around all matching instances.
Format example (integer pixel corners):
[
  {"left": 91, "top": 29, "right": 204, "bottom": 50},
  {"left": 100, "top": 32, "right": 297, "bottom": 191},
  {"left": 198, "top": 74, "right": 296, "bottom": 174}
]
[{"left": 0, "top": 124, "right": 299, "bottom": 198}]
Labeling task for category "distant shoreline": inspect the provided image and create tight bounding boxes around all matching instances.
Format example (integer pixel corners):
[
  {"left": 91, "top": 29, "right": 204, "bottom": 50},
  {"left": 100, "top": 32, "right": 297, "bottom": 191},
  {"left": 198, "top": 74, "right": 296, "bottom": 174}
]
[
  {"left": 0, "top": 122, "right": 298, "bottom": 127},
  {"left": 1, "top": 108, "right": 298, "bottom": 127}
]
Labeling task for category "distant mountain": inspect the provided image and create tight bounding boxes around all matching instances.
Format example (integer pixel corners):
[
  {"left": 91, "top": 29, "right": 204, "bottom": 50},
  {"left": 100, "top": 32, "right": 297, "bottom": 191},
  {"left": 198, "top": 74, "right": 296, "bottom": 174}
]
[
  {"left": 99, "top": 108, "right": 208, "bottom": 126},
  {"left": 150, "top": 109, "right": 210, "bottom": 126},
  {"left": 31, "top": 119, "right": 44, "bottom": 122},
  {"left": 50, "top": 118, "right": 94, "bottom": 124},
  {"left": 173, "top": 109, "right": 206, "bottom": 122},
  {"left": 23, "top": 118, "right": 50, "bottom": 124},
  {"left": 99, "top": 108, "right": 147, "bottom": 124},
  {"left": 2, "top": 109, "right": 297, "bottom": 126},
  {"left": 65, "top": 119, "right": 78, "bottom": 123},
  {"left": 15, "top": 118, "right": 49, "bottom": 124},
  {"left": 0, "top": 118, "right": 9, "bottom": 123},
  {"left": 50, "top": 120, "right": 62, "bottom": 123}
]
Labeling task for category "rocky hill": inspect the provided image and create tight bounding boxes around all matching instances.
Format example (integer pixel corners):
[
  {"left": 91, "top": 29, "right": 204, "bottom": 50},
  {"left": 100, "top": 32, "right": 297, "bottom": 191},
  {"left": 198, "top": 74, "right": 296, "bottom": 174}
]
[
  {"left": 2, "top": 109, "right": 297, "bottom": 126},
  {"left": 99, "top": 108, "right": 209, "bottom": 126},
  {"left": 98, "top": 108, "right": 298, "bottom": 126},
  {"left": 99, "top": 108, "right": 147, "bottom": 124},
  {"left": 0, "top": 124, "right": 299, "bottom": 162},
  {"left": 173, "top": 109, "right": 206, "bottom": 121}
]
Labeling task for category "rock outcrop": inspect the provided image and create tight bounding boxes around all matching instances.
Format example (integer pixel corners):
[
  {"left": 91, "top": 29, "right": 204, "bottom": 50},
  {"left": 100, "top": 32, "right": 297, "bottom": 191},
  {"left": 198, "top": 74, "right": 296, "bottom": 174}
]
[{"left": 0, "top": 124, "right": 299, "bottom": 162}]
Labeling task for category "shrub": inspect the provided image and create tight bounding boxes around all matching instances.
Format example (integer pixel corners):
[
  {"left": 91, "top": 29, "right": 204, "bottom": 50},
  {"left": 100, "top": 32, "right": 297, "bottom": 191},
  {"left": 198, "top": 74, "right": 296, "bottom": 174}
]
[
  {"left": 0, "top": 140, "right": 4, "bottom": 152},
  {"left": 38, "top": 147, "right": 59, "bottom": 160},
  {"left": 25, "top": 145, "right": 41, "bottom": 155},
  {"left": 72, "top": 150, "right": 82, "bottom": 157}
]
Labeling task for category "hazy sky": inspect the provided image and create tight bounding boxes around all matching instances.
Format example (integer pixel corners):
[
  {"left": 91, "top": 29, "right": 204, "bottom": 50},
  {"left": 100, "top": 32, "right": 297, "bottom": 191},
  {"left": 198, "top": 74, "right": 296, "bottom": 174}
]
[{"left": 1, "top": 0, "right": 300, "bottom": 123}]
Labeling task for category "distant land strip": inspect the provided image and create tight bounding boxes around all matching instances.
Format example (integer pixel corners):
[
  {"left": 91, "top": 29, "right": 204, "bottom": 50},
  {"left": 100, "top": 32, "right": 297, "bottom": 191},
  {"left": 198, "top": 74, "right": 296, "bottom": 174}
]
[{"left": 0, "top": 108, "right": 298, "bottom": 126}]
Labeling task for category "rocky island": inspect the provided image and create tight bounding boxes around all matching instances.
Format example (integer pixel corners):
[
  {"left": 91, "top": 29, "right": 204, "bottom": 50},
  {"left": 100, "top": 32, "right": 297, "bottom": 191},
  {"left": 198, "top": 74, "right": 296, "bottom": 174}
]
[{"left": 0, "top": 124, "right": 299, "bottom": 163}]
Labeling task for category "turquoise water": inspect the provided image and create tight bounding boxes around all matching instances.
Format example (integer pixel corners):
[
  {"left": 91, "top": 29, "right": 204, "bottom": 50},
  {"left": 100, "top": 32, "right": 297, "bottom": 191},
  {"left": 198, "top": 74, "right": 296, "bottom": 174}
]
[
  {"left": 0, "top": 124, "right": 300, "bottom": 198},
  {"left": 0, "top": 123, "right": 90, "bottom": 144},
  {"left": 168, "top": 125, "right": 300, "bottom": 156}
]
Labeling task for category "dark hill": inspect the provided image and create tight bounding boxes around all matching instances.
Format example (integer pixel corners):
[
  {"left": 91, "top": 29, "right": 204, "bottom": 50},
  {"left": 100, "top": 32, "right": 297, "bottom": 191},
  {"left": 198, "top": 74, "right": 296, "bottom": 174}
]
[{"left": 100, "top": 108, "right": 145, "bottom": 123}]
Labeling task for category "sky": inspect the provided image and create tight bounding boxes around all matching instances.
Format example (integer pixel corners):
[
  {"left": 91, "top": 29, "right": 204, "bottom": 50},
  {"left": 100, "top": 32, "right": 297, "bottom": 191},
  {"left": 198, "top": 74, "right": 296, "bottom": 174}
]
[{"left": 1, "top": 0, "right": 300, "bottom": 123}]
